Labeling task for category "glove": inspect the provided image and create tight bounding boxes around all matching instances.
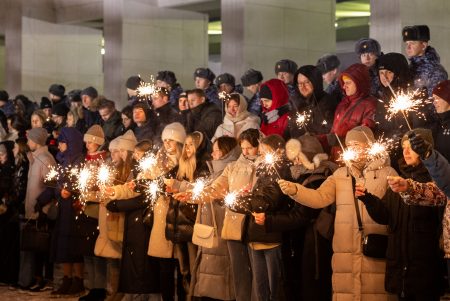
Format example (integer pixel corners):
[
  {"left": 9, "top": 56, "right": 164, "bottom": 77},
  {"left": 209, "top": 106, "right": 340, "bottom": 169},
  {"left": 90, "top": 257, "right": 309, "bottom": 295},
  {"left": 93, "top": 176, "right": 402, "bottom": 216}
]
[
  {"left": 408, "top": 132, "right": 432, "bottom": 160},
  {"left": 262, "top": 104, "right": 290, "bottom": 124},
  {"left": 106, "top": 201, "right": 119, "bottom": 212},
  {"left": 278, "top": 180, "right": 298, "bottom": 196}
]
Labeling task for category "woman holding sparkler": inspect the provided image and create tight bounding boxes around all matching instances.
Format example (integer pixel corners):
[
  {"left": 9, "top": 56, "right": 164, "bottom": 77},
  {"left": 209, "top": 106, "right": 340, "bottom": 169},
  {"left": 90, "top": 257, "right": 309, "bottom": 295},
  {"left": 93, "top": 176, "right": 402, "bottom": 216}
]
[
  {"left": 317, "top": 63, "right": 377, "bottom": 163},
  {"left": 279, "top": 126, "right": 398, "bottom": 301},
  {"left": 355, "top": 128, "right": 445, "bottom": 301},
  {"left": 285, "top": 65, "right": 336, "bottom": 139},
  {"left": 212, "top": 93, "right": 260, "bottom": 142}
]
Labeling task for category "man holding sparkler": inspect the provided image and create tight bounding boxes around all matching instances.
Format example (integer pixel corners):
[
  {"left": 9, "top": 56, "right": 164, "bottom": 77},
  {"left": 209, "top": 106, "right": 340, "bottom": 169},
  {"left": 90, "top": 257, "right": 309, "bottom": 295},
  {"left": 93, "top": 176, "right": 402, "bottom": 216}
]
[
  {"left": 402, "top": 25, "right": 448, "bottom": 97},
  {"left": 279, "top": 126, "right": 397, "bottom": 301}
]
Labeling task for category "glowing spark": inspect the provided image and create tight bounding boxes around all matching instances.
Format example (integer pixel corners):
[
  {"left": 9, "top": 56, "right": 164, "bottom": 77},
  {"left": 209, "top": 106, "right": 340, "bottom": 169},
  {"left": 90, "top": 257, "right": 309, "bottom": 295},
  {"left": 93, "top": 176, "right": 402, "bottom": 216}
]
[
  {"left": 367, "top": 137, "right": 393, "bottom": 161},
  {"left": 97, "top": 164, "right": 114, "bottom": 187},
  {"left": 192, "top": 178, "right": 206, "bottom": 200},
  {"left": 224, "top": 191, "right": 238, "bottom": 208},
  {"left": 147, "top": 181, "right": 159, "bottom": 204},
  {"left": 295, "top": 111, "right": 311, "bottom": 129},
  {"left": 78, "top": 167, "right": 91, "bottom": 192},
  {"left": 137, "top": 82, "right": 156, "bottom": 96},
  {"left": 139, "top": 153, "right": 157, "bottom": 173},
  {"left": 260, "top": 152, "right": 282, "bottom": 179},
  {"left": 45, "top": 166, "right": 59, "bottom": 182},
  {"left": 341, "top": 148, "right": 358, "bottom": 163},
  {"left": 218, "top": 91, "right": 231, "bottom": 102},
  {"left": 386, "top": 90, "right": 427, "bottom": 130}
]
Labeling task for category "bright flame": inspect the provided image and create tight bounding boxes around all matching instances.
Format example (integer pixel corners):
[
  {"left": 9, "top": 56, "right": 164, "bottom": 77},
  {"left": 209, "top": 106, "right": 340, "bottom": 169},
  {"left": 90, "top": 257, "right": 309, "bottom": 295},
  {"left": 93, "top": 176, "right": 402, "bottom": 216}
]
[
  {"left": 97, "top": 164, "right": 113, "bottom": 187},
  {"left": 139, "top": 153, "right": 157, "bottom": 173},
  {"left": 224, "top": 191, "right": 238, "bottom": 208},
  {"left": 386, "top": 90, "right": 424, "bottom": 119},
  {"left": 192, "top": 178, "right": 206, "bottom": 200},
  {"left": 78, "top": 167, "right": 91, "bottom": 192},
  {"left": 295, "top": 111, "right": 311, "bottom": 128}
]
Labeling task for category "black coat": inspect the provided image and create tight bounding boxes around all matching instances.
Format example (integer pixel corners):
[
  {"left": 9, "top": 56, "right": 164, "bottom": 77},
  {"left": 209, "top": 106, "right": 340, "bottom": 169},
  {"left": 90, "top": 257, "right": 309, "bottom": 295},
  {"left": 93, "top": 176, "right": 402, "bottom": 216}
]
[
  {"left": 102, "top": 110, "right": 123, "bottom": 146},
  {"left": 359, "top": 161, "right": 444, "bottom": 297},
  {"left": 182, "top": 102, "right": 222, "bottom": 140},
  {"left": 434, "top": 110, "right": 450, "bottom": 162},
  {"left": 107, "top": 195, "right": 160, "bottom": 294},
  {"left": 153, "top": 103, "right": 182, "bottom": 144}
]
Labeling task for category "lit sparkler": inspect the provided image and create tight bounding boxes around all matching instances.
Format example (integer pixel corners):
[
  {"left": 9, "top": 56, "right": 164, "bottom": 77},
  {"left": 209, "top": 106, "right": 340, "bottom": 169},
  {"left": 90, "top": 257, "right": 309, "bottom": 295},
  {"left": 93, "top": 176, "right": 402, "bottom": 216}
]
[
  {"left": 45, "top": 166, "right": 59, "bottom": 182},
  {"left": 147, "top": 181, "right": 160, "bottom": 204},
  {"left": 367, "top": 137, "right": 393, "bottom": 162},
  {"left": 192, "top": 178, "right": 207, "bottom": 200},
  {"left": 260, "top": 152, "right": 282, "bottom": 179},
  {"left": 138, "top": 153, "right": 157, "bottom": 173},
  {"left": 386, "top": 89, "right": 425, "bottom": 130},
  {"left": 97, "top": 164, "right": 114, "bottom": 187},
  {"left": 218, "top": 91, "right": 231, "bottom": 102},
  {"left": 78, "top": 166, "right": 92, "bottom": 192},
  {"left": 224, "top": 191, "right": 238, "bottom": 208},
  {"left": 295, "top": 111, "right": 311, "bottom": 131}
]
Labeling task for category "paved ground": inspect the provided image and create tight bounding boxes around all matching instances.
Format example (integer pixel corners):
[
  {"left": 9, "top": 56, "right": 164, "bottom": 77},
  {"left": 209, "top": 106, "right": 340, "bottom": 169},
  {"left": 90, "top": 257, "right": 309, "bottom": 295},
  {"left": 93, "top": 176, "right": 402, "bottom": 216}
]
[{"left": 0, "top": 285, "right": 79, "bottom": 301}]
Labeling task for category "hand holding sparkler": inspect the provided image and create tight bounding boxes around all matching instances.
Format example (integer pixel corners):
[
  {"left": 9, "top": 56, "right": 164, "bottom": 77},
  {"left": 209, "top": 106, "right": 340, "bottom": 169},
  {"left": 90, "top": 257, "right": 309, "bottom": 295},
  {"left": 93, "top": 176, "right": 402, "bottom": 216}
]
[
  {"left": 173, "top": 191, "right": 193, "bottom": 202},
  {"left": 252, "top": 212, "right": 266, "bottom": 225},
  {"left": 278, "top": 179, "right": 298, "bottom": 196}
]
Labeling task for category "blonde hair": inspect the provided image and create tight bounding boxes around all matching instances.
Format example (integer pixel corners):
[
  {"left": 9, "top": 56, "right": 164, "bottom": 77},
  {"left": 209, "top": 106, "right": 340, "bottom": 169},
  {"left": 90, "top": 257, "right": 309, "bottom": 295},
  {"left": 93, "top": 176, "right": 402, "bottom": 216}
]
[{"left": 176, "top": 132, "right": 202, "bottom": 181}]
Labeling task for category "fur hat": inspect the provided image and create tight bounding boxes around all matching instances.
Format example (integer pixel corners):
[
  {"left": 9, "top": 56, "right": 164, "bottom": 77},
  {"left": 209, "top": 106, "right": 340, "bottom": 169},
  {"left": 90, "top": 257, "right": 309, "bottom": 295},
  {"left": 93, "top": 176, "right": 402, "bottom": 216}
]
[
  {"left": 156, "top": 71, "right": 177, "bottom": 86},
  {"left": 215, "top": 73, "right": 235, "bottom": 87},
  {"left": 126, "top": 76, "right": 143, "bottom": 90},
  {"left": 81, "top": 86, "right": 98, "bottom": 99},
  {"left": 401, "top": 128, "right": 434, "bottom": 148},
  {"left": 84, "top": 125, "right": 105, "bottom": 146},
  {"left": 345, "top": 126, "right": 375, "bottom": 146},
  {"left": 316, "top": 54, "right": 340, "bottom": 74},
  {"left": 402, "top": 25, "right": 430, "bottom": 42},
  {"left": 355, "top": 38, "right": 381, "bottom": 56},
  {"left": 274, "top": 59, "right": 298, "bottom": 74},
  {"left": 286, "top": 135, "right": 326, "bottom": 170},
  {"left": 432, "top": 80, "right": 450, "bottom": 104},
  {"left": 49, "top": 84, "right": 65, "bottom": 98},
  {"left": 194, "top": 68, "right": 215, "bottom": 82},
  {"left": 28, "top": 128, "right": 48, "bottom": 146},
  {"left": 241, "top": 69, "right": 263, "bottom": 87},
  {"left": 115, "top": 130, "right": 137, "bottom": 152},
  {"left": 162, "top": 122, "right": 186, "bottom": 144}
]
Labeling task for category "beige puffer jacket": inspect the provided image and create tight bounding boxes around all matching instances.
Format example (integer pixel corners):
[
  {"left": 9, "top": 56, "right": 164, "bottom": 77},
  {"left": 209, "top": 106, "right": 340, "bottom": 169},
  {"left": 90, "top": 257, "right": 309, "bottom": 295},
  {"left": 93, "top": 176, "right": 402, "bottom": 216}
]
[{"left": 290, "top": 158, "right": 398, "bottom": 301}]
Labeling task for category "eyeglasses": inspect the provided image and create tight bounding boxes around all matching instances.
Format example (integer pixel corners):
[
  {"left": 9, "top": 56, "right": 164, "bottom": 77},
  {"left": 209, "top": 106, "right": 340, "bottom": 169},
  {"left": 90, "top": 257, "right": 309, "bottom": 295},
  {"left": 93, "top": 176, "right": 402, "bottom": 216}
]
[{"left": 297, "top": 81, "right": 312, "bottom": 87}]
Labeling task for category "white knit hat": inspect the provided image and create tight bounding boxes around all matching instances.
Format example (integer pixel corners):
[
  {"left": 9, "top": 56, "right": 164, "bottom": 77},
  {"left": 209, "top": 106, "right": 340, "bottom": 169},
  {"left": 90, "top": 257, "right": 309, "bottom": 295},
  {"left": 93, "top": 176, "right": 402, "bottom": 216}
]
[
  {"left": 285, "top": 138, "right": 301, "bottom": 162},
  {"left": 162, "top": 122, "right": 186, "bottom": 144},
  {"left": 84, "top": 125, "right": 105, "bottom": 146},
  {"left": 108, "top": 136, "right": 120, "bottom": 151},
  {"left": 115, "top": 130, "right": 137, "bottom": 152}
]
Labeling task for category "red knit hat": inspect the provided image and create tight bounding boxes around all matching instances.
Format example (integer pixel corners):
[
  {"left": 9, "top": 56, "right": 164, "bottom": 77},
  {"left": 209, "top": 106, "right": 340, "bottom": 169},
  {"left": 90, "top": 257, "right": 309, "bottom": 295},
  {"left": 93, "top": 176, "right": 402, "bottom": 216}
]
[{"left": 433, "top": 80, "right": 450, "bottom": 104}]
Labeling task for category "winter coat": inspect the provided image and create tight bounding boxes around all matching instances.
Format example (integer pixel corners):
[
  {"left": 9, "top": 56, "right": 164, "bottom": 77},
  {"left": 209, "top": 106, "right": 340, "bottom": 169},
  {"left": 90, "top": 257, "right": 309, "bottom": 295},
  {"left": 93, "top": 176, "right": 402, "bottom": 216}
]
[
  {"left": 423, "top": 150, "right": 450, "bottom": 198},
  {"left": 205, "top": 85, "right": 221, "bottom": 108},
  {"left": 288, "top": 157, "right": 398, "bottom": 301},
  {"left": 153, "top": 102, "right": 182, "bottom": 143},
  {"left": 134, "top": 121, "right": 156, "bottom": 143},
  {"left": 82, "top": 107, "right": 102, "bottom": 131},
  {"left": 108, "top": 184, "right": 160, "bottom": 294},
  {"left": 359, "top": 161, "right": 444, "bottom": 297},
  {"left": 286, "top": 66, "right": 337, "bottom": 138},
  {"left": 434, "top": 110, "right": 450, "bottom": 161},
  {"left": 326, "top": 79, "right": 343, "bottom": 106},
  {"left": 191, "top": 146, "right": 240, "bottom": 300},
  {"left": 212, "top": 94, "right": 260, "bottom": 142},
  {"left": 169, "top": 84, "right": 184, "bottom": 109},
  {"left": 247, "top": 92, "right": 262, "bottom": 117},
  {"left": 182, "top": 101, "right": 222, "bottom": 141},
  {"left": 369, "top": 66, "right": 382, "bottom": 98},
  {"left": 409, "top": 46, "right": 448, "bottom": 97},
  {"left": 25, "top": 146, "right": 56, "bottom": 219},
  {"left": 94, "top": 202, "right": 123, "bottom": 259},
  {"left": 11, "top": 157, "right": 29, "bottom": 214},
  {"left": 260, "top": 79, "right": 290, "bottom": 137},
  {"left": 102, "top": 110, "right": 123, "bottom": 147}
]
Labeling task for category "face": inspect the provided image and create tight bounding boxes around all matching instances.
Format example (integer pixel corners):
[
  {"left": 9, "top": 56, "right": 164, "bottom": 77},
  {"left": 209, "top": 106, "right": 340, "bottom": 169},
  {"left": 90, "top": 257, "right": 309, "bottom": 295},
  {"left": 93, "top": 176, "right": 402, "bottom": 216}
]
[
  {"left": 379, "top": 69, "right": 395, "bottom": 87},
  {"left": 85, "top": 141, "right": 100, "bottom": 154},
  {"left": 261, "top": 98, "right": 273, "bottom": 110},
  {"left": 133, "top": 108, "right": 146, "bottom": 124},
  {"left": 346, "top": 140, "right": 368, "bottom": 163},
  {"left": 211, "top": 141, "right": 223, "bottom": 161},
  {"left": 219, "top": 83, "right": 234, "bottom": 94},
  {"left": 49, "top": 93, "right": 61, "bottom": 103},
  {"left": 227, "top": 100, "right": 239, "bottom": 117},
  {"left": 322, "top": 69, "right": 337, "bottom": 85},
  {"left": 433, "top": 94, "right": 450, "bottom": 113},
  {"left": 0, "top": 152, "right": 7, "bottom": 164},
  {"left": 246, "top": 83, "right": 260, "bottom": 95},
  {"left": 133, "top": 149, "right": 146, "bottom": 161},
  {"left": 405, "top": 41, "right": 427, "bottom": 57},
  {"left": 27, "top": 139, "right": 38, "bottom": 152},
  {"left": 240, "top": 140, "right": 258, "bottom": 158},
  {"left": 82, "top": 95, "right": 92, "bottom": 109},
  {"left": 52, "top": 115, "right": 64, "bottom": 126},
  {"left": 178, "top": 97, "right": 189, "bottom": 111},
  {"left": 342, "top": 77, "right": 357, "bottom": 96},
  {"left": 360, "top": 52, "right": 377, "bottom": 67},
  {"left": 99, "top": 108, "right": 113, "bottom": 121},
  {"left": 119, "top": 149, "right": 129, "bottom": 161},
  {"left": 151, "top": 93, "right": 168, "bottom": 109},
  {"left": 58, "top": 141, "right": 68, "bottom": 153},
  {"left": 70, "top": 101, "right": 81, "bottom": 110},
  {"left": 187, "top": 93, "right": 205, "bottom": 109},
  {"left": 156, "top": 80, "right": 171, "bottom": 90},
  {"left": 66, "top": 113, "right": 74, "bottom": 127},
  {"left": 402, "top": 140, "right": 420, "bottom": 166},
  {"left": 184, "top": 136, "right": 196, "bottom": 159},
  {"left": 43, "top": 108, "right": 52, "bottom": 118},
  {"left": 121, "top": 113, "right": 132, "bottom": 129},
  {"left": 297, "top": 73, "right": 314, "bottom": 98},
  {"left": 31, "top": 114, "right": 43, "bottom": 128},
  {"left": 110, "top": 149, "right": 122, "bottom": 165},
  {"left": 127, "top": 88, "right": 137, "bottom": 97},
  {"left": 277, "top": 72, "right": 294, "bottom": 85},
  {"left": 195, "top": 77, "right": 210, "bottom": 89},
  {"left": 163, "top": 139, "right": 178, "bottom": 155}
]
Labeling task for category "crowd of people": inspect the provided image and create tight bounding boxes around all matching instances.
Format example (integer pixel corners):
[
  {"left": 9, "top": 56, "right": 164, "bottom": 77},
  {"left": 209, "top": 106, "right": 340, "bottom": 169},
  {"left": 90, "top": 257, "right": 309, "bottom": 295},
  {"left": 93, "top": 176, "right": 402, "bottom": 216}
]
[{"left": 0, "top": 24, "right": 449, "bottom": 301}]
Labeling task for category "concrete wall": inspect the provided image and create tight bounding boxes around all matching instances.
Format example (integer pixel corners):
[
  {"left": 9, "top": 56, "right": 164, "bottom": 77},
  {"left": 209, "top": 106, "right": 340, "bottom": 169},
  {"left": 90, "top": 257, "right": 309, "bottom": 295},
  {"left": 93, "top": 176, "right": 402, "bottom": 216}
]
[
  {"left": 221, "top": 0, "right": 336, "bottom": 82},
  {"left": 370, "top": 0, "right": 450, "bottom": 72},
  {"left": 0, "top": 45, "right": 5, "bottom": 89},
  {"left": 21, "top": 16, "right": 103, "bottom": 102}
]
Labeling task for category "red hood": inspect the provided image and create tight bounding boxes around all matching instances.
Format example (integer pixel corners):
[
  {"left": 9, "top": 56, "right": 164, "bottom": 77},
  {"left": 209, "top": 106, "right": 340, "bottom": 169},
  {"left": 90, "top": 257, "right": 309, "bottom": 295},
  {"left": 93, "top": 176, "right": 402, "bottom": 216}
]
[
  {"left": 260, "top": 78, "right": 289, "bottom": 112},
  {"left": 339, "top": 63, "right": 370, "bottom": 101}
]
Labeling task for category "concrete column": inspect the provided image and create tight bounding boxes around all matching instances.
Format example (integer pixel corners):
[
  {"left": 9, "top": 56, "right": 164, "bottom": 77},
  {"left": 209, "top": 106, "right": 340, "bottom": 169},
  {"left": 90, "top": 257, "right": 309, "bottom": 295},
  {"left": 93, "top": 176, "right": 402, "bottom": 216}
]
[
  {"left": 221, "top": 0, "right": 336, "bottom": 81},
  {"left": 370, "top": 0, "right": 450, "bottom": 72},
  {"left": 5, "top": 0, "right": 23, "bottom": 95}
]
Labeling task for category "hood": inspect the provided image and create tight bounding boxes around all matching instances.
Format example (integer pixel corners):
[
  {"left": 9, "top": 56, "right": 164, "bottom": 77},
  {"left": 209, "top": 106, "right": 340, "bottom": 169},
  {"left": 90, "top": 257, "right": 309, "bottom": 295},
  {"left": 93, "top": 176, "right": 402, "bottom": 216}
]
[
  {"left": 377, "top": 52, "right": 411, "bottom": 93},
  {"left": 260, "top": 79, "right": 289, "bottom": 112},
  {"left": 225, "top": 94, "right": 251, "bottom": 123},
  {"left": 56, "top": 127, "right": 84, "bottom": 165},
  {"left": 294, "top": 65, "right": 325, "bottom": 100},
  {"left": 339, "top": 63, "right": 371, "bottom": 101}
]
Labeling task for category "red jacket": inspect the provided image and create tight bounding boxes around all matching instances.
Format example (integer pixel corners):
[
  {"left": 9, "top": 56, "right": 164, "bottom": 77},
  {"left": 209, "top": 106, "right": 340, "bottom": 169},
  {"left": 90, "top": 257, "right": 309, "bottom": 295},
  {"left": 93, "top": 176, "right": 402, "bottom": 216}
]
[{"left": 260, "top": 79, "right": 290, "bottom": 136}]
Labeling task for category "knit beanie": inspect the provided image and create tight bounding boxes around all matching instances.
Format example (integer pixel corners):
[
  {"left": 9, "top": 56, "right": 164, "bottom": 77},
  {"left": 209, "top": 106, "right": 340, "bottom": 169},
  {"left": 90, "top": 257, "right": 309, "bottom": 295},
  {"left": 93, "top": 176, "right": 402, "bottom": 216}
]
[
  {"left": 433, "top": 80, "right": 450, "bottom": 104},
  {"left": 81, "top": 86, "right": 98, "bottom": 99},
  {"left": 40, "top": 97, "right": 52, "bottom": 109},
  {"left": 52, "top": 104, "right": 69, "bottom": 117},
  {"left": 162, "top": 122, "right": 186, "bottom": 144},
  {"left": 109, "top": 136, "right": 120, "bottom": 151},
  {"left": 28, "top": 128, "right": 48, "bottom": 146},
  {"left": 116, "top": 130, "right": 137, "bottom": 152},
  {"left": 84, "top": 125, "right": 105, "bottom": 146},
  {"left": 259, "top": 84, "right": 272, "bottom": 100},
  {"left": 401, "top": 128, "right": 434, "bottom": 148},
  {"left": 49, "top": 84, "right": 65, "bottom": 98},
  {"left": 345, "top": 126, "right": 375, "bottom": 146},
  {"left": 0, "top": 90, "right": 9, "bottom": 102}
]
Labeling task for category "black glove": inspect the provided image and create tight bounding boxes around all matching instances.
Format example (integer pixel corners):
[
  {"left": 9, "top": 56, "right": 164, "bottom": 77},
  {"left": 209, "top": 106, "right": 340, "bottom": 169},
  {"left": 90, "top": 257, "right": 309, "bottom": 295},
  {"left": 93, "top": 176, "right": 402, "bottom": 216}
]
[
  {"left": 106, "top": 201, "right": 119, "bottom": 212},
  {"left": 408, "top": 132, "right": 432, "bottom": 160}
]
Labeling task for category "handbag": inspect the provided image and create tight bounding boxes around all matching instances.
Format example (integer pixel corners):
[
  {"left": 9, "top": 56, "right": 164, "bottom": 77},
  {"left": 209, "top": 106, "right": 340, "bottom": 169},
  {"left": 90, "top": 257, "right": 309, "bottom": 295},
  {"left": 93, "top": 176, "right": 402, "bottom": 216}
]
[
  {"left": 221, "top": 207, "right": 246, "bottom": 241},
  {"left": 354, "top": 192, "right": 388, "bottom": 259},
  {"left": 192, "top": 202, "right": 219, "bottom": 248},
  {"left": 20, "top": 220, "right": 51, "bottom": 253}
]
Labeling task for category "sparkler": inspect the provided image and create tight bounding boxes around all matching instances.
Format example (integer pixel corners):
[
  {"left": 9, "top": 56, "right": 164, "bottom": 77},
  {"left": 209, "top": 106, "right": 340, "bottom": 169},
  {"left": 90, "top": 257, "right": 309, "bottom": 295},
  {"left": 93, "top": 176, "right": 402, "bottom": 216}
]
[
  {"left": 386, "top": 89, "right": 424, "bottom": 130},
  {"left": 260, "top": 152, "right": 282, "bottom": 179},
  {"left": 224, "top": 191, "right": 238, "bottom": 208},
  {"left": 367, "top": 137, "right": 393, "bottom": 162},
  {"left": 192, "top": 178, "right": 207, "bottom": 200},
  {"left": 45, "top": 166, "right": 59, "bottom": 182},
  {"left": 97, "top": 164, "right": 115, "bottom": 187},
  {"left": 77, "top": 166, "right": 92, "bottom": 192},
  {"left": 295, "top": 111, "right": 311, "bottom": 131},
  {"left": 138, "top": 153, "right": 157, "bottom": 173},
  {"left": 147, "top": 181, "right": 160, "bottom": 204},
  {"left": 218, "top": 91, "right": 231, "bottom": 102}
]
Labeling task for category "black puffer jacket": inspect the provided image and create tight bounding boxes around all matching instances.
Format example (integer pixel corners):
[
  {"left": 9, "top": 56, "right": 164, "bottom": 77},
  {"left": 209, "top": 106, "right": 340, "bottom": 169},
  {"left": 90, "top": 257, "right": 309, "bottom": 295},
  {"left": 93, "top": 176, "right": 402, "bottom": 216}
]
[
  {"left": 359, "top": 160, "right": 444, "bottom": 297},
  {"left": 182, "top": 102, "right": 222, "bottom": 141}
]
